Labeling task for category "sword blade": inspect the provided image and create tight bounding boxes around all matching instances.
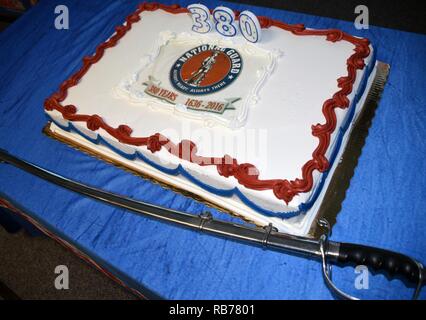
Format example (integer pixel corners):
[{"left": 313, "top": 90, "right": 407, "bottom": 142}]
[
  {"left": 0, "top": 148, "right": 330, "bottom": 259},
  {"left": 1, "top": 148, "right": 424, "bottom": 298}
]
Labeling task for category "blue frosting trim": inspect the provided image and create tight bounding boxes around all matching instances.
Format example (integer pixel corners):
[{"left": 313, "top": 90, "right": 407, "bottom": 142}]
[
  {"left": 299, "top": 47, "right": 377, "bottom": 212},
  {"left": 47, "top": 48, "right": 376, "bottom": 219}
]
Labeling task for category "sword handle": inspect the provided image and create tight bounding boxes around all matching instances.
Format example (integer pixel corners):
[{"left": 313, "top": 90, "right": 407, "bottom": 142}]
[{"left": 337, "top": 243, "right": 424, "bottom": 285}]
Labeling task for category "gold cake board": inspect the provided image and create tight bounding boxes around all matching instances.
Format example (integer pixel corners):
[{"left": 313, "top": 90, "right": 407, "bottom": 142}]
[
  {"left": 43, "top": 62, "right": 390, "bottom": 239},
  {"left": 309, "top": 61, "right": 390, "bottom": 237}
]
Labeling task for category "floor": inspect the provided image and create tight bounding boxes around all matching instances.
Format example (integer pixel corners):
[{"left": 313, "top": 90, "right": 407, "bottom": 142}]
[{"left": 0, "top": 225, "right": 137, "bottom": 300}]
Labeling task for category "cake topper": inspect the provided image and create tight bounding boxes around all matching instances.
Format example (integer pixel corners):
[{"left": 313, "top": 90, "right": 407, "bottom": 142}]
[{"left": 188, "top": 4, "right": 262, "bottom": 43}]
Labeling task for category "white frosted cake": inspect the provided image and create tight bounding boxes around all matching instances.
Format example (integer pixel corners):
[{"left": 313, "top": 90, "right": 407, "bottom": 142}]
[{"left": 44, "top": 3, "right": 378, "bottom": 236}]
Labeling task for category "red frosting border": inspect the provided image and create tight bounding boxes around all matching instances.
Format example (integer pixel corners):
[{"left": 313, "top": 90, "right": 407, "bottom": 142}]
[{"left": 44, "top": 2, "right": 371, "bottom": 204}]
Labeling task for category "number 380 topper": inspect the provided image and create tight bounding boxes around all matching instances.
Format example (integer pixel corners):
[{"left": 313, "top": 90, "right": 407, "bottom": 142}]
[{"left": 187, "top": 4, "right": 262, "bottom": 43}]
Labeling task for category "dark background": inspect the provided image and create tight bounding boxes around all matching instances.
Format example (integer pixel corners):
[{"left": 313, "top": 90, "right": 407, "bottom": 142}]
[
  {"left": 0, "top": 0, "right": 426, "bottom": 34},
  {"left": 228, "top": 0, "right": 426, "bottom": 34},
  {"left": 1, "top": 1, "right": 425, "bottom": 34}
]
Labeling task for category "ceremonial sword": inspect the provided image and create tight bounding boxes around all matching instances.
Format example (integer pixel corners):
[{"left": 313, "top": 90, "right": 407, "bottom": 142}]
[{"left": 0, "top": 148, "right": 424, "bottom": 299}]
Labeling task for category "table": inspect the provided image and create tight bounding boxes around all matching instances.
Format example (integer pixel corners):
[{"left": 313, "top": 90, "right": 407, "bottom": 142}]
[{"left": 0, "top": 0, "right": 425, "bottom": 299}]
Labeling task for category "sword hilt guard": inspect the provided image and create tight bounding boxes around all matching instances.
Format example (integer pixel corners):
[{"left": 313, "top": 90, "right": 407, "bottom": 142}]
[{"left": 318, "top": 218, "right": 424, "bottom": 300}]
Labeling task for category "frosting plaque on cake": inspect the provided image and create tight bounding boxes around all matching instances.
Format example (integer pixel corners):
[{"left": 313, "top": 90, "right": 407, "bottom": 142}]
[{"left": 116, "top": 31, "right": 280, "bottom": 128}]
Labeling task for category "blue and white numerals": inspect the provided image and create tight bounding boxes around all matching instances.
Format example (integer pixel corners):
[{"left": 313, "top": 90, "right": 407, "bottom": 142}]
[
  {"left": 238, "top": 10, "right": 262, "bottom": 43},
  {"left": 188, "top": 4, "right": 262, "bottom": 43},
  {"left": 188, "top": 4, "right": 211, "bottom": 34},
  {"left": 212, "top": 6, "right": 237, "bottom": 37}
]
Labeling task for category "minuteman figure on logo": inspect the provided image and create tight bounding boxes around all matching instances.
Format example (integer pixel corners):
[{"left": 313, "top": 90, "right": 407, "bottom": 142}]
[
  {"left": 170, "top": 44, "right": 243, "bottom": 95},
  {"left": 186, "top": 50, "right": 220, "bottom": 87}
]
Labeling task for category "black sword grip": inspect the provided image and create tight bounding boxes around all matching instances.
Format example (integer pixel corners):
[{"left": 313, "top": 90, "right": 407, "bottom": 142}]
[{"left": 337, "top": 243, "right": 424, "bottom": 285}]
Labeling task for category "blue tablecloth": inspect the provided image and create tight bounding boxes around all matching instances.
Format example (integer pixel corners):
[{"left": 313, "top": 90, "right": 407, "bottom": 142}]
[{"left": 0, "top": 0, "right": 425, "bottom": 299}]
